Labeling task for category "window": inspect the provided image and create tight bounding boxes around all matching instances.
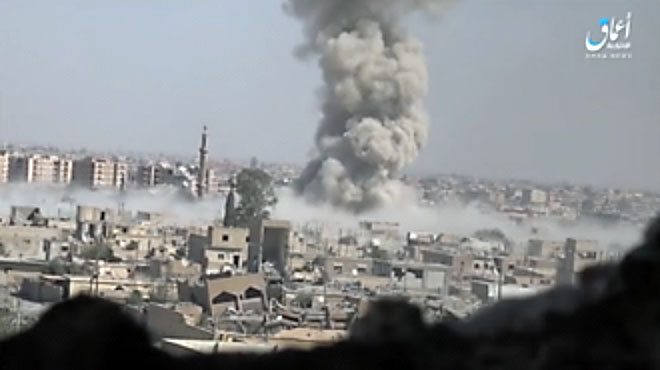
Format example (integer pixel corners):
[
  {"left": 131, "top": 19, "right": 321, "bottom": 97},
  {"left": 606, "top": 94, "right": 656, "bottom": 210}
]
[
  {"left": 474, "top": 263, "right": 480, "bottom": 270},
  {"left": 333, "top": 264, "right": 343, "bottom": 274},
  {"left": 212, "top": 292, "right": 236, "bottom": 304},
  {"left": 244, "top": 287, "right": 262, "bottom": 300},
  {"left": 222, "top": 234, "right": 229, "bottom": 242},
  {"left": 217, "top": 253, "right": 225, "bottom": 260},
  {"left": 245, "top": 236, "right": 250, "bottom": 243}
]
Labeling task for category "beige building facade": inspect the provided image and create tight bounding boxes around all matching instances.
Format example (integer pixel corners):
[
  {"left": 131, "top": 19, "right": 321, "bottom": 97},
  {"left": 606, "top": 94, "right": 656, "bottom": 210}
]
[
  {"left": 0, "top": 151, "right": 8, "bottom": 183},
  {"left": 188, "top": 226, "right": 250, "bottom": 274},
  {"left": 72, "top": 157, "right": 128, "bottom": 189},
  {"left": 7, "top": 154, "right": 72, "bottom": 184}
]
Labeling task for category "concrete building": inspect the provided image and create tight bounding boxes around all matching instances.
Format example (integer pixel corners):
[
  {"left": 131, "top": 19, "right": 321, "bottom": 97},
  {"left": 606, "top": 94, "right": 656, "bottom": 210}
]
[
  {"left": 359, "top": 221, "right": 400, "bottom": 240},
  {"left": 510, "top": 267, "right": 554, "bottom": 287},
  {"left": 9, "top": 206, "right": 46, "bottom": 227},
  {"left": 390, "top": 261, "right": 450, "bottom": 294},
  {"left": 18, "top": 275, "right": 66, "bottom": 303},
  {"left": 0, "top": 226, "right": 62, "bottom": 259},
  {"left": 324, "top": 257, "right": 388, "bottom": 279},
  {"left": 177, "top": 274, "right": 266, "bottom": 316},
  {"left": 54, "top": 157, "right": 73, "bottom": 184},
  {"left": 8, "top": 154, "right": 72, "bottom": 184},
  {"left": 406, "top": 232, "right": 438, "bottom": 246},
  {"left": 471, "top": 280, "right": 543, "bottom": 304},
  {"left": 9, "top": 155, "right": 39, "bottom": 183},
  {"left": 527, "top": 239, "right": 565, "bottom": 259},
  {"left": 42, "top": 239, "right": 73, "bottom": 261},
  {"left": 555, "top": 238, "right": 609, "bottom": 285},
  {"left": 149, "top": 259, "right": 202, "bottom": 280},
  {"left": 0, "top": 151, "right": 9, "bottom": 183},
  {"left": 417, "top": 247, "right": 473, "bottom": 281},
  {"left": 192, "top": 168, "right": 219, "bottom": 197},
  {"left": 522, "top": 188, "right": 548, "bottom": 205},
  {"left": 64, "top": 274, "right": 156, "bottom": 301},
  {"left": 523, "top": 256, "right": 557, "bottom": 277},
  {"left": 136, "top": 163, "right": 174, "bottom": 188},
  {"left": 248, "top": 219, "right": 291, "bottom": 274},
  {"left": 470, "top": 255, "right": 522, "bottom": 280},
  {"left": 72, "top": 157, "right": 127, "bottom": 189},
  {"left": 75, "top": 206, "right": 119, "bottom": 242},
  {"left": 141, "top": 303, "right": 212, "bottom": 340},
  {"left": 188, "top": 226, "right": 250, "bottom": 275},
  {"left": 436, "top": 233, "right": 462, "bottom": 247}
]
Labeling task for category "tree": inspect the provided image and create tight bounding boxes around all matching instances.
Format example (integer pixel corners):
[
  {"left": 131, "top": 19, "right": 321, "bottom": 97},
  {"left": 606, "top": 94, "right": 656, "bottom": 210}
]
[
  {"left": 45, "top": 259, "right": 67, "bottom": 275},
  {"left": 80, "top": 243, "right": 116, "bottom": 262},
  {"left": 234, "top": 168, "right": 277, "bottom": 227},
  {"left": 127, "top": 290, "right": 144, "bottom": 306},
  {"left": 249, "top": 156, "right": 259, "bottom": 169}
]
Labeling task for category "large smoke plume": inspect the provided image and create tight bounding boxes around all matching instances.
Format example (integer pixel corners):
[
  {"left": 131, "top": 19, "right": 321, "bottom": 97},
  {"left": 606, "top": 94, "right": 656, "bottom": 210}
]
[{"left": 286, "top": 0, "right": 450, "bottom": 212}]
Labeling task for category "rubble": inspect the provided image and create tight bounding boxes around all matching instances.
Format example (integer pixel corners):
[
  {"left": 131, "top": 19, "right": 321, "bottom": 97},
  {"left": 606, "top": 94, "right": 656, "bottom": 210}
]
[{"left": 0, "top": 217, "right": 659, "bottom": 370}]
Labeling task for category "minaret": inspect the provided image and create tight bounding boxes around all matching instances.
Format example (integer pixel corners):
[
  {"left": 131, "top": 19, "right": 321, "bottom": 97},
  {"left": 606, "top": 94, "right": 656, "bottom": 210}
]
[
  {"left": 223, "top": 175, "right": 237, "bottom": 227},
  {"left": 118, "top": 173, "right": 126, "bottom": 214},
  {"left": 197, "top": 126, "right": 208, "bottom": 199}
]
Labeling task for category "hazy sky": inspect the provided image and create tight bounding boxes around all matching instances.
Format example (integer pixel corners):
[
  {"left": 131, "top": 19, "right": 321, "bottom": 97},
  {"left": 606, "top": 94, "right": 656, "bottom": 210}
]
[{"left": 0, "top": 0, "right": 658, "bottom": 191}]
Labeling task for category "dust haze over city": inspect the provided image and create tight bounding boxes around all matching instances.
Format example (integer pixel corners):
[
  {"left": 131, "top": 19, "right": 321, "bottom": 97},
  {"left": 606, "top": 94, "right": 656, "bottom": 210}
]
[{"left": 0, "top": 0, "right": 658, "bottom": 362}]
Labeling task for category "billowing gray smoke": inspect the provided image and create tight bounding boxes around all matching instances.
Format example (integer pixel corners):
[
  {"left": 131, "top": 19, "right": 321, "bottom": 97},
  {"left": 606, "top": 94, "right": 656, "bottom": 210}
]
[{"left": 286, "top": 0, "right": 449, "bottom": 212}]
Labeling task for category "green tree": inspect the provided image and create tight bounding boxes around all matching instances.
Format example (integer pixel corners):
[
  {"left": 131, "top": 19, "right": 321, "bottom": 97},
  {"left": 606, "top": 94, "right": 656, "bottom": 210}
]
[
  {"left": 44, "top": 259, "right": 67, "bottom": 275},
  {"left": 235, "top": 168, "right": 277, "bottom": 227},
  {"left": 127, "top": 290, "right": 144, "bottom": 306},
  {"left": 80, "top": 243, "right": 116, "bottom": 262}
]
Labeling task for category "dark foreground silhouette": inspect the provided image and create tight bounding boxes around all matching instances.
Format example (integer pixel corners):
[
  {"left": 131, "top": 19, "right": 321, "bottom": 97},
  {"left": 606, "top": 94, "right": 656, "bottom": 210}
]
[{"left": 1, "top": 217, "right": 660, "bottom": 370}]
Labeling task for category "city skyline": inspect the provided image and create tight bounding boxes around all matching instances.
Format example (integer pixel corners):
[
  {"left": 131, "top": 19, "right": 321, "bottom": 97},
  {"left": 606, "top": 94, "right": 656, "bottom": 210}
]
[
  {"left": 1, "top": 0, "right": 659, "bottom": 191},
  {"left": 0, "top": 1, "right": 659, "bottom": 365},
  {"left": 2, "top": 136, "right": 658, "bottom": 196}
]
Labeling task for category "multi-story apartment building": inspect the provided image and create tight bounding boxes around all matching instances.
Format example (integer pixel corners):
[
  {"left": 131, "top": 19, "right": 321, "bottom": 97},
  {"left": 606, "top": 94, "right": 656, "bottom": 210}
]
[
  {"left": 136, "top": 163, "right": 174, "bottom": 188},
  {"left": 190, "top": 167, "right": 219, "bottom": 196},
  {"left": 8, "top": 154, "right": 72, "bottom": 184},
  {"left": 72, "top": 157, "right": 127, "bottom": 189},
  {"left": 0, "top": 151, "right": 9, "bottom": 183},
  {"left": 54, "top": 157, "right": 73, "bottom": 184}
]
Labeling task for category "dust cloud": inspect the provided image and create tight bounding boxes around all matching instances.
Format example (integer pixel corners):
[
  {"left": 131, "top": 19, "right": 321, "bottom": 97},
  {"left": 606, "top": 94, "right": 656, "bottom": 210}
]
[{"left": 0, "top": 184, "right": 642, "bottom": 252}]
